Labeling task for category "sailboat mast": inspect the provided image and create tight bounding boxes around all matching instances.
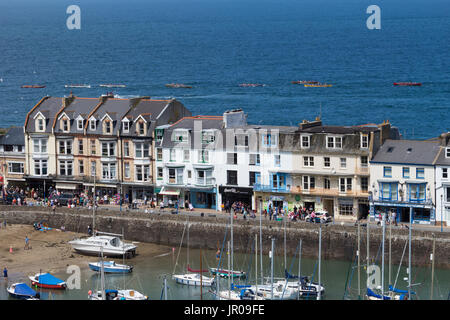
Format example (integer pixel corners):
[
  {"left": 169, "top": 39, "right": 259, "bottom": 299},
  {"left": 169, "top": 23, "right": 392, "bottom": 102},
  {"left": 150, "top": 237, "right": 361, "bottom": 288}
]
[
  {"left": 284, "top": 216, "right": 287, "bottom": 271},
  {"left": 100, "top": 247, "right": 105, "bottom": 300},
  {"left": 430, "top": 233, "right": 435, "bottom": 300},
  {"left": 231, "top": 207, "right": 234, "bottom": 276},
  {"left": 255, "top": 233, "right": 258, "bottom": 297},
  {"left": 271, "top": 237, "right": 275, "bottom": 300},
  {"left": 164, "top": 276, "right": 168, "bottom": 300},
  {"left": 317, "top": 225, "right": 322, "bottom": 300},
  {"left": 389, "top": 213, "right": 392, "bottom": 287},
  {"left": 200, "top": 249, "right": 203, "bottom": 300},
  {"left": 366, "top": 211, "right": 370, "bottom": 299},
  {"left": 358, "top": 220, "right": 361, "bottom": 300},
  {"left": 228, "top": 241, "right": 231, "bottom": 300},
  {"left": 408, "top": 207, "right": 412, "bottom": 299},
  {"left": 381, "top": 211, "right": 385, "bottom": 298},
  {"left": 187, "top": 220, "right": 190, "bottom": 270},
  {"left": 259, "top": 199, "right": 264, "bottom": 285},
  {"left": 298, "top": 239, "right": 302, "bottom": 300}
]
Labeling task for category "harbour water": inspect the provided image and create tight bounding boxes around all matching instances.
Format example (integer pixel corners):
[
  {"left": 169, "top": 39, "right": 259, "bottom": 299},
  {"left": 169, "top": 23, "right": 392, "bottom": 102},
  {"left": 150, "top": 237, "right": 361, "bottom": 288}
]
[{"left": 1, "top": 243, "right": 449, "bottom": 300}]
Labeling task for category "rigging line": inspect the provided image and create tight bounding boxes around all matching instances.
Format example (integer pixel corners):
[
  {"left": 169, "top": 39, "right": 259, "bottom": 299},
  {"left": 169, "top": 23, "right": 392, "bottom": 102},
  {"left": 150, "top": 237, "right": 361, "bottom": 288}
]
[
  {"left": 172, "top": 219, "right": 188, "bottom": 275},
  {"left": 343, "top": 239, "right": 357, "bottom": 299},
  {"left": 305, "top": 261, "right": 318, "bottom": 299},
  {"left": 215, "top": 223, "right": 229, "bottom": 272},
  {"left": 393, "top": 238, "right": 408, "bottom": 289},
  {"left": 287, "top": 241, "right": 301, "bottom": 275},
  {"left": 281, "top": 242, "right": 300, "bottom": 300},
  {"left": 346, "top": 254, "right": 359, "bottom": 300},
  {"left": 244, "top": 237, "right": 255, "bottom": 286}
]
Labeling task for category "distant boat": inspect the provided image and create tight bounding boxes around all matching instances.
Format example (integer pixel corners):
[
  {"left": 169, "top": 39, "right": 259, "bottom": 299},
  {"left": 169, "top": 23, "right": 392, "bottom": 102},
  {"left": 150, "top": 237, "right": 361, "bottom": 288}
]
[
  {"left": 21, "top": 85, "right": 45, "bottom": 88},
  {"left": 304, "top": 83, "right": 332, "bottom": 87},
  {"left": 65, "top": 84, "right": 91, "bottom": 88},
  {"left": 238, "top": 83, "right": 265, "bottom": 87},
  {"left": 29, "top": 272, "right": 67, "bottom": 289},
  {"left": 7, "top": 283, "right": 40, "bottom": 300},
  {"left": 291, "top": 80, "right": 319, "bottom": 85},
  {"left": 165, "top": 83, "right": 192, "bottom": 88},
  {"left": 99, "top": 84, "right": 126, "bottom": 88},
  {"left": 393, "top": 82, "right": 422, "bottom": 86},
  {"left": 88, "top": 261, "right": 133, "bottom": 274}
]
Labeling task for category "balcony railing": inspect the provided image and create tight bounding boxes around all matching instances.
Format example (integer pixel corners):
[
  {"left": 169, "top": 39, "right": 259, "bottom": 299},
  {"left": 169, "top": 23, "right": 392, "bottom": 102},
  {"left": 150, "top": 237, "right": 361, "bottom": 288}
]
[{"left": 253, "top": 183, "right": 290, "bottom": 193}]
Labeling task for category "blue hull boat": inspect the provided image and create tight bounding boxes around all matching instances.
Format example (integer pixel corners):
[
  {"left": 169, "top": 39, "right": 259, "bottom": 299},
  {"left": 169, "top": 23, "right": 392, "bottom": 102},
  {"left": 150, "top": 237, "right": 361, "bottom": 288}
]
[{"left": 88, "top": 261, "right": 133, "bottom": 274}]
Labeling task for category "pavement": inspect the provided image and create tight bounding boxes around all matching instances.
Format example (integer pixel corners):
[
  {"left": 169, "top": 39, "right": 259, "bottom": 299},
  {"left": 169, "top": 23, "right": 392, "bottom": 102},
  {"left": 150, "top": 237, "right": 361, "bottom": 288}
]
[{"left": 92, "top": 203, "right": 450, "bottom": 234}]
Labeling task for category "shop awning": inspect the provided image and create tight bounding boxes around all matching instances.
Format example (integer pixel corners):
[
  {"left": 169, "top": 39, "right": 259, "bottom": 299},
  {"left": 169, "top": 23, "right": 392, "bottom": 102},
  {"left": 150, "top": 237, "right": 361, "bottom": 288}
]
[
  {"left": 159, "top": 186, "right": 180, "bottom": 196},
  {"left": 55, "top": 183, "right": 79, "bottom": 190}
]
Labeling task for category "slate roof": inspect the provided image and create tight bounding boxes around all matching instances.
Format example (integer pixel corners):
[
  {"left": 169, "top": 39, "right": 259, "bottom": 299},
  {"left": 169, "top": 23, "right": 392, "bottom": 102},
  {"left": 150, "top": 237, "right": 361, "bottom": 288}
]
[
  {"left": 371, "top": 139, "right": 441, "bottom": 165},
  {"left": 0, "top": 127, "right": 25, "bottom": 146}
]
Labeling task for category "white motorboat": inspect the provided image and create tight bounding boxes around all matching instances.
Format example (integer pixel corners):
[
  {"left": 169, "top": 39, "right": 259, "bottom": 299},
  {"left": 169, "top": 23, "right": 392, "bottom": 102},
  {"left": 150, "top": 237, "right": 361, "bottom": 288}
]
[
  {"left": 88, "top": 261, "right": 133, "bottom": 273},
  {"left": 68, "top": 234, "right": 137, "bottom": 258},
  {"left": 172, "top": 273, "right": 215, "bottom": 287},
  {"left": 273, "top": 279, "right": 325, "bottom": 298},
  {"left": 213, "top": 287, "right": 265, "bottom": 300},
  {"left": 249, "top": 283, "right": 298, "bottom": 300},
  {"left": 65, "top": 84, "right": 91, "bottom": 88},
  {"left": 88, "top": 289, "right": 148, "bottom": 300}
]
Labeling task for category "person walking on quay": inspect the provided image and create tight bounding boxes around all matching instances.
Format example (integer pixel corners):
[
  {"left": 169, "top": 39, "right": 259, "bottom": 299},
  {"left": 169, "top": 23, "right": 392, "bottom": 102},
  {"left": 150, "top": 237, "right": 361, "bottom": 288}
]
[
  {"left": 24, "top": 236, "right": 30, "bottom": 250},
  {"left": 392, "top": 210, "right": 397, "bottom": 226},
  {"left": 3, "top": 266, "right": 7, "bottom": 278}
]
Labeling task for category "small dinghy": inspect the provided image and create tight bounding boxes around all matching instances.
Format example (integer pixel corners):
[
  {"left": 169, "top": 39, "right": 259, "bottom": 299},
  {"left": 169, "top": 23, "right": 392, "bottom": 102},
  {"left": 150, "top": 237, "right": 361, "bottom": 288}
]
[
  {"left": 7, "top": 283, "right": 40, "bottom": 300},
  {"left": 29, "top": 272, "right": 67, "bottom": 289},
  {"left": 89, "top": 261, "right": 133, "bottom": 274}
]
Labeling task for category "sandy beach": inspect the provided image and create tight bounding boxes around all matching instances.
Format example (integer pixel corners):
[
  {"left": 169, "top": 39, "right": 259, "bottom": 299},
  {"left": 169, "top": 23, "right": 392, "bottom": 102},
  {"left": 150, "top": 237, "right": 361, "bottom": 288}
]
[{"left": 0, "top": 223, "right": 171, "bottom": 283}]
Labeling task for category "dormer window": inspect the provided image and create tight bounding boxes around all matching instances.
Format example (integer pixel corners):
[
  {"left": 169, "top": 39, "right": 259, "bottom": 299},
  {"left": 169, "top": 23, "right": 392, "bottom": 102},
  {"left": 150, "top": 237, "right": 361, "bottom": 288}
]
[
  {"left": 123, "top": 121, "right": 129, "bottom": 133},
  {"left": 90, "top": 119, "right": 96, "bottom": 131},
  {"left": 77, "top": 119, "right": 83, "bottom": 130},
  {"left": 104, "top": 121, "right": 111, "bottom": 134},
  {"left": 173, "top": 130, "right": 188, "bottom": 142},
  {"left": 62, "top": 119, "right": 69, "bottom": 132},
  {"left": 446, "top": 148, "right": 450, "bottom": 158},
  {"left": 138, "top": 121, "right": 145, "bottom": 135},
  {"left": 361, "top": 134, "right": 369, "bottom": 149},
  {"left": 327, "top": 136, "right": 342, "bottom": 149},
  {"left": 37, "top": 118, "right": 44, "bottom": 131}
]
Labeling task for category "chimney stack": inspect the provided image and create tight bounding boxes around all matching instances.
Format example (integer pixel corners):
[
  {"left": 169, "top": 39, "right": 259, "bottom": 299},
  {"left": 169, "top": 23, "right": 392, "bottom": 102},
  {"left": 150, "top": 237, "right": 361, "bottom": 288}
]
[
  {"left": 378, "top": 120, "right": 391, "bottom": 145},
  {"left": 223, "top": 109, "right": 247, "bottom": 128}
]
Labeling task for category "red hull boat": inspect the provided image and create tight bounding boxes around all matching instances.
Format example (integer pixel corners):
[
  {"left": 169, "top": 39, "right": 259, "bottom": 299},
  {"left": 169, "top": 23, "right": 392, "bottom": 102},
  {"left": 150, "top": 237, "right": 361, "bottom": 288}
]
[
  {"left": 393, "top": 82, "right": 422, "bottom": 86},
  {"left": 21, "top": 85, "right": 46, "bottom": 88},
  {"left": 29, "top": 273, "right": 67, "bottom": 290}
]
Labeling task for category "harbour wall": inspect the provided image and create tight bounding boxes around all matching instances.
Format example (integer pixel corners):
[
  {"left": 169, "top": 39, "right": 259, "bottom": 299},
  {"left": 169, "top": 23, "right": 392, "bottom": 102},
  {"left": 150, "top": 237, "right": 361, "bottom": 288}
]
[{"left": 0, "top": 206, "right": 449, "bottom": 269}]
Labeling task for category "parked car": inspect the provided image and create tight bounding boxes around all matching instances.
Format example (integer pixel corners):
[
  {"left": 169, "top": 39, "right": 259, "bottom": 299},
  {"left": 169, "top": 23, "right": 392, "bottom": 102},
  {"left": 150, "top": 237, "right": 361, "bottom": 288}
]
[
  {"left": 306, "top": 210, "right": 332, "bottom": 224},
  {"left": 56, "top": 193, "right": 74, "bottom": 206}
]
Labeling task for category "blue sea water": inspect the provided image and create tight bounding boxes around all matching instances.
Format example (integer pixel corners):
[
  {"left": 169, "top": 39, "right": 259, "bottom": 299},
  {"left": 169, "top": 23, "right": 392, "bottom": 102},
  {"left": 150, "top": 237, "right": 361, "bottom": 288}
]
[{"left": 0, "top": 0, "right": 449, "bottom": 139}]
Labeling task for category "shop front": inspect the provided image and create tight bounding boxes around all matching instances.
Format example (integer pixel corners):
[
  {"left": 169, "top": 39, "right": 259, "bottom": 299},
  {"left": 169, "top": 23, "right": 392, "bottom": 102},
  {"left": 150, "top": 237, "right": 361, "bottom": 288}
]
[
  {"left": 370, "top": 200, "right": 435, "bottom": 224},
  {"left": 188, "top": 187, "right": 217, "bottom": 210},
  {"left": 219, "top": 186, "right": 253, "bottom": 208},
  {"left": 158, "top": 186, "right": 183, "bottom": 207}
]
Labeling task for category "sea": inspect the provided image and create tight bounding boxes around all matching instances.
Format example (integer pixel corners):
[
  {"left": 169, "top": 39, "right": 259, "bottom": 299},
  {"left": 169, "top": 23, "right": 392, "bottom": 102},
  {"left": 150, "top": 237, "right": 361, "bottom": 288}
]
[
  {"left": 1, "top": 244, "right": 450, "bottom": 300},
  {"left": 0, "top": 0, "right": 449, "bottom": 139}
]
